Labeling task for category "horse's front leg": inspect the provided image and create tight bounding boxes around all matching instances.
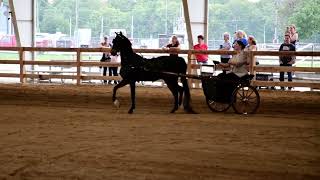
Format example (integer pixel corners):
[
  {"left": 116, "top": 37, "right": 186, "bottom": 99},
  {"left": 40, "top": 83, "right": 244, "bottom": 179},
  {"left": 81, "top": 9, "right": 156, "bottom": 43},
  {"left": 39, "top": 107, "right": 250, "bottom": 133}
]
[
  {"left": 128, "top": 81, "right": 136, "bottom": 114},
  {"left": 165, "top": 80, "right": 179, "bottom": 113},
  {"left": 112, "top": 79, "right": 129, "bottom": 108}
]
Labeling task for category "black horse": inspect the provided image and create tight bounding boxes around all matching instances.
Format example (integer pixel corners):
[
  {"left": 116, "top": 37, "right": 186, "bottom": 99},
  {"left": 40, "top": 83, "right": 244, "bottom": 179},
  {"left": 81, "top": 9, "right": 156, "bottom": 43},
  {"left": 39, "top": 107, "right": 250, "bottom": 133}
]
[{"left": 110, "top": 32, "right": 194, "bottom": 114}]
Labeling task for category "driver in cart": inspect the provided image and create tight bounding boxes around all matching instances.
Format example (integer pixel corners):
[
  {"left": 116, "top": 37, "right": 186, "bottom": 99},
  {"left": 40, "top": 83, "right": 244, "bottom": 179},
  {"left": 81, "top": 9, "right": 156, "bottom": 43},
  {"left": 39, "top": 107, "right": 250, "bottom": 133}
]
[{"left": 218, "top": 38, "right": 249, "bottom": 81}]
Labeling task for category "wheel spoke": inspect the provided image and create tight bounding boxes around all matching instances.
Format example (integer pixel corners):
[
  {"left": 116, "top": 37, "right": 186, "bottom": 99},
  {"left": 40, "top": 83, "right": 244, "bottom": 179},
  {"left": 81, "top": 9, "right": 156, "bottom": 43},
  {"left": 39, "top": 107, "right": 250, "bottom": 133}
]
[
  {"left": 247, "top": 96, "right": 257, "bottom": 100},
  {"left": 232, "top": 86, "right": 260, "bottom": 114},
  {"left": 246, "top": 89, "right": 255, "bottom": 98},
  {"left": 247, "top": 100, "right": 258, "bottom": 104},
  {"left": 207, "top": 99, "right": 230, "bottom": 112},
  {"left": 245, "top": 88, "right": 250, "bottom": 97},
  {"left": 237, "top": 90, "right": 244, "bottom": 98},
  {"left": 241, "top": 87, "right": 245, "bottom": 97}
]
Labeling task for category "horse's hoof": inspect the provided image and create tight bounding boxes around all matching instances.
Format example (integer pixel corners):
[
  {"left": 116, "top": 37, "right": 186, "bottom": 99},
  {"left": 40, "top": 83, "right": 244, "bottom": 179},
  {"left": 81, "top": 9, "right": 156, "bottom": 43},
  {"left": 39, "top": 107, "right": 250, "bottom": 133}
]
[
  {"left": 170, "top": 107, "right": 178, "bottom": 113},
  {"left": 128, "top": 109, "right": 134, "bottom": 114},
  {"left": 113, "top": 99, "right": 120, "bottom": 108},
  {"left": 185, "top": 108, "right": 198, "bottom": 114}
]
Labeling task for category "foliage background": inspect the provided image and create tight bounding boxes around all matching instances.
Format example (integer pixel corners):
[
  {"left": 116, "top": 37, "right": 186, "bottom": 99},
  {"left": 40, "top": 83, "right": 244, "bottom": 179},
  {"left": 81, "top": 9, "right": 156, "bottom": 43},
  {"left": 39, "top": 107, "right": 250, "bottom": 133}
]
[{"left": 32, "top": 0, "right": 320, "bottom": 43}]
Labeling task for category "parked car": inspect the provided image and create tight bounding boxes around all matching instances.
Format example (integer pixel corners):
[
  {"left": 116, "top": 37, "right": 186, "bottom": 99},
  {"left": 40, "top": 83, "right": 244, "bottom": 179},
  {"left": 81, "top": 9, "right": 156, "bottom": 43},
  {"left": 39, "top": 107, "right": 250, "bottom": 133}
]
[
  {"left": 56, "top": 36, "right": 73, "bottom": 48},
  {"left": 36, "top": 33, "right": 53, "bottom": 47},
  {"left": 0, "top": 34, "right": 16, "bottom": 47}
]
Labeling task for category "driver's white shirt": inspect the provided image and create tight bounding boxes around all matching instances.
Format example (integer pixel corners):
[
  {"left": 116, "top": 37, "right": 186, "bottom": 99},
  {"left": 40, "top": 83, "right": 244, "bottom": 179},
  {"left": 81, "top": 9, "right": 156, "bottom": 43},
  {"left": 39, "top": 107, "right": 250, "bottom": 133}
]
[{"left": 228, "top": 51, "right": 248, "bottom": 77}]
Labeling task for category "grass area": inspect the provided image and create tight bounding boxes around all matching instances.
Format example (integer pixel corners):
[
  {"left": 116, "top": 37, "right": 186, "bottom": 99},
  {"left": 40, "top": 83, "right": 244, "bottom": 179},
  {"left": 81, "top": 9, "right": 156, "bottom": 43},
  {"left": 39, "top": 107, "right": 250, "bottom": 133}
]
[{"left": 0, "top": 52, "right": 18, "bottom": 60}]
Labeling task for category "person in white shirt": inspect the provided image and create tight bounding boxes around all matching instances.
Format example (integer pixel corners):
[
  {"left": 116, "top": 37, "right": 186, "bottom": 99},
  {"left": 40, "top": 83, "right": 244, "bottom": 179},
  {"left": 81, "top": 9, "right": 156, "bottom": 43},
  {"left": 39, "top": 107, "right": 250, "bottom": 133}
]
[{"left": 218, "top": 38, "right": 249, "bottom": 81}]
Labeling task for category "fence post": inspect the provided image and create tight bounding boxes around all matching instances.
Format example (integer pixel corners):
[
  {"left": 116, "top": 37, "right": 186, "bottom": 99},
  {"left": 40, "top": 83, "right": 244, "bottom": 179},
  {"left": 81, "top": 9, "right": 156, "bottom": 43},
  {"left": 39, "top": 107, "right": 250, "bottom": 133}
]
[
  {"left": 187, "top": 50, "right": 192, "bottom": 86},
  {"left": 249, "top": 51, "right": 256, "bottom": 80},
  {"left": 76, "top": 49, "right": 81, "bottom": 85},
  {"left": 19, "top": 48, "right": 25, "bottom": 83}
]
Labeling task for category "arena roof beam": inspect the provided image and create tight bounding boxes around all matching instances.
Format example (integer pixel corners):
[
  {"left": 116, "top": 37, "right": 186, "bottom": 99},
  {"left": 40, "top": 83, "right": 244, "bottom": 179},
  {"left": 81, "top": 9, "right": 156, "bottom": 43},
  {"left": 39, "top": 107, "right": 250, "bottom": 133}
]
[{"left": 182, "top": 0, "right": 209, "bottom": 48}]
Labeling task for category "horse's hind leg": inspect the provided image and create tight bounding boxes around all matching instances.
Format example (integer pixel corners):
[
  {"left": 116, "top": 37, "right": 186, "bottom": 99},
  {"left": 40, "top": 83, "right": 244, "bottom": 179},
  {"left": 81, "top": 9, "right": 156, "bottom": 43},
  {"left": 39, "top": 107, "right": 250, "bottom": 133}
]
[
  {"left": 112, "top": 79, "right": 129, "bottom": 107},
  {"left": 128, "top": 81, "right": 136, "bottom": 114},
  {"left": 165, "top": 80, "right": 179, "bottom": 113},
  {"left": 178, "top": 85, "right": 184, "bottom": 107}
]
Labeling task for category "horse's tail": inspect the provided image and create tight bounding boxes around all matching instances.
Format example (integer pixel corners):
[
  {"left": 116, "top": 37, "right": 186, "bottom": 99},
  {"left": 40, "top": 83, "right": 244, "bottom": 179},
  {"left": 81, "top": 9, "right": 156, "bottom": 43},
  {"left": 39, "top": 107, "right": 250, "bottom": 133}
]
[{"left": 181, "top": 76, "right": 195, "bottom": 113}]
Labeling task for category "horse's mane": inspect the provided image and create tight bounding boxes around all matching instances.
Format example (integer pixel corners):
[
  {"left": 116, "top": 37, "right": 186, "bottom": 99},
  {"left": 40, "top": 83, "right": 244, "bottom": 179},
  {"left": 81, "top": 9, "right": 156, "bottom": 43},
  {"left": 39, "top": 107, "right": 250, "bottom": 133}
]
[
  {"left": 118, "top": 34, "right": 132, "bottom": 47},
  {"left": 116, "top": 33, "right": 169, "bottom": 69}
]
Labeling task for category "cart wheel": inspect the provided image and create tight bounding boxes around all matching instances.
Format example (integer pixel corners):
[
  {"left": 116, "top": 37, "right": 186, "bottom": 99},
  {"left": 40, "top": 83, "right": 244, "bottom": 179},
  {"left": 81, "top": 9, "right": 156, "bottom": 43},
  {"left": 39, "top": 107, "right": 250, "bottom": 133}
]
[
  {"left": 206, "top": 98, "right": 231, "bottom": 112},
  {"left": 232, "top": 85, "right": 260, "bottom": 114}
]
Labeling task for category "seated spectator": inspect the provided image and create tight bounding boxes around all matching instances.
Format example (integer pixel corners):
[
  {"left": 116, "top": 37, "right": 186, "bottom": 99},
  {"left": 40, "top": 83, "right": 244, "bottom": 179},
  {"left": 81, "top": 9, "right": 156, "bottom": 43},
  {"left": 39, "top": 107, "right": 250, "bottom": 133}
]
[
  {"left": 279, "top": 34, "right": 296, "bottom": 90},
  {"left": 193, "top": 35, "right": 208, "bottom": 64},
  {"left": 218, "top": 38, "right": 249, "bottom": 81},
  {"left": 290, "top": 24, "right": 299, "bottom": 45},
  {"left": 164, "top": 35, "right": 180, "bottom": 57}
]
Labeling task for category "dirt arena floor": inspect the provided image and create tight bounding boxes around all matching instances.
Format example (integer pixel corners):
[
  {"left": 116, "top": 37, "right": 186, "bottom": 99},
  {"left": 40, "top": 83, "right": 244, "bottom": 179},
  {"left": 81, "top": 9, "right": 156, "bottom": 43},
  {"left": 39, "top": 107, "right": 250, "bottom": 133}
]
[{"left": 0, "top": 84, "right": 319, "bottom": 180}]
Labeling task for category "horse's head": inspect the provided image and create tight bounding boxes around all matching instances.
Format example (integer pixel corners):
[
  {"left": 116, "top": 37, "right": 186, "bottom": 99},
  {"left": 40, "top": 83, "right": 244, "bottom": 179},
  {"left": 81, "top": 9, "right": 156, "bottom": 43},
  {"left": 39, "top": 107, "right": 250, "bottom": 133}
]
[{"left": 111, "top": 32, "right": 132, "bottom": 56}]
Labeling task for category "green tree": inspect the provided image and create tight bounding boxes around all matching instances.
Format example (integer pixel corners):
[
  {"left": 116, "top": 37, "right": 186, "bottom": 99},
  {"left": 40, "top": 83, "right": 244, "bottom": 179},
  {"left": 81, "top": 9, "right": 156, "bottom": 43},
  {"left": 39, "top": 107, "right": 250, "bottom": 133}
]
[
  {"left": 37, "top": 0, "right": 319, "bottom": 43},
  {"left": 289, "top": 0, "right": 320, "bottom": 40},
  {"left": 209, "top": 0, "right": 277, "bottom": 43}
]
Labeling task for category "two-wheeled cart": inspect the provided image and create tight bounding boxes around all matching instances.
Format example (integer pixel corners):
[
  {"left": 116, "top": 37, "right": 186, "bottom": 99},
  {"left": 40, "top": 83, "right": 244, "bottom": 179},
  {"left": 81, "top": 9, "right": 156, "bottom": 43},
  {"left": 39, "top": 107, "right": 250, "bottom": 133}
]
[{"left": 164, "top": 62, "right": 260, "bottom": 114}]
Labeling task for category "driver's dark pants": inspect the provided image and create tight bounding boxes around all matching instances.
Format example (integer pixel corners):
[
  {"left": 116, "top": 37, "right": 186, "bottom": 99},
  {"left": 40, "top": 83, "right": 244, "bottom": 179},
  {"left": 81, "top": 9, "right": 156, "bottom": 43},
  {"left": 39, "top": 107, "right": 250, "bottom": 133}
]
[
  {"left": 220, "top": 58, "right": 230, "bottom": 74},
  {"left": 218, "top": 72, "right": 240, "bottom": 82},
  {"left": 215, "top": 72, "right": 240, "bottom": 102}
]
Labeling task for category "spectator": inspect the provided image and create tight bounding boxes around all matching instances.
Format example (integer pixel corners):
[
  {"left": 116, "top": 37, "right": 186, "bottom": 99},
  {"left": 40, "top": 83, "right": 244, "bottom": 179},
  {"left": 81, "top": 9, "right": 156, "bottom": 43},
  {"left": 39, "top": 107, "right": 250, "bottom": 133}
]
[
  {"left": 233, "top": 30, "right": 247, "bottom": 47},
  {"left": 279, "top": 34, "right": 296, "bottom": 90},
  {"left": 165, "top": 35, "right": 180, "bottom": 57},
  {"left": 100, "top": 36, "right": 112, "bottom": 84},
  {"left": 246, "top": 35, "right": 257, "bottom": 51},
  {"left": 285, "top": 26, "right": 291, "bottom": 35},
  {"left": 193, "top": 35, "right": 208, "bottom": 64},
  {"left": 109, "top": 55, "right": 120, "bottom": 85},
  {"left": 246, "top": 35, "right": 259, "bottom": 68},
  {"left": 220, "top": 32, "right": 232, "bottom": 73},
  {"left": 218, "top": 38, "right": 249, "bottom": 81},
  {"left": 290, "top": 24, "right": 299, "bottom": 45}
]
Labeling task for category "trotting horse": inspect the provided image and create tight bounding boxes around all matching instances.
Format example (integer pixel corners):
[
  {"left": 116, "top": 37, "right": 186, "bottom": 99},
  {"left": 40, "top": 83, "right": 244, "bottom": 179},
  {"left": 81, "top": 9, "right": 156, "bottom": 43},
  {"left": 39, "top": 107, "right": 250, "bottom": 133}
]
[{"left": 110, "top": 32, "right": 194, "bottom": 114}]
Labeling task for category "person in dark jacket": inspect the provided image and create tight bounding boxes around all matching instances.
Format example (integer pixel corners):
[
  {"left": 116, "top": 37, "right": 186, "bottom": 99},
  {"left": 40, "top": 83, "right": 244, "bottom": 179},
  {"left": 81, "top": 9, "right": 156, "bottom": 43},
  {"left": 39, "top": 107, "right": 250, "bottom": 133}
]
[
  {"left": 279, "top": 34, "right": 296, "bottom": 90},
  {"left": 164, "top": 35, "right": 180, "bottom": 57}
]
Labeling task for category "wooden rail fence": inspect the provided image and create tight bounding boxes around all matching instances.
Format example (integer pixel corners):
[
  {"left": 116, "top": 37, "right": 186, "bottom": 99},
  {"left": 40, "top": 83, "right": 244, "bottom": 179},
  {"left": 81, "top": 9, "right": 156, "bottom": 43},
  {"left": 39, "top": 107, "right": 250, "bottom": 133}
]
[{"left": 0, "top": 47, "right": 320, "bottom": 89}]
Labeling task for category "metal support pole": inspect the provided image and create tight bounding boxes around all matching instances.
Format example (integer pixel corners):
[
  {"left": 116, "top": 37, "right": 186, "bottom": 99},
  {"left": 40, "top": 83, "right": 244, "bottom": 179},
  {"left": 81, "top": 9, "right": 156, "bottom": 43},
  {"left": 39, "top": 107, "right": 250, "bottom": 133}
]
[
  {"left": 204, "top": 0, "right": 208, "bottom": 44},
  {"left": 182, "top": 0, "right": 193, "bottom": 48},
  {"left": 8, "top": 0, "right": 21, "bottom": 47},
  {"left": 165, "top": 0, "right": 168, "bottom": 35}
]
